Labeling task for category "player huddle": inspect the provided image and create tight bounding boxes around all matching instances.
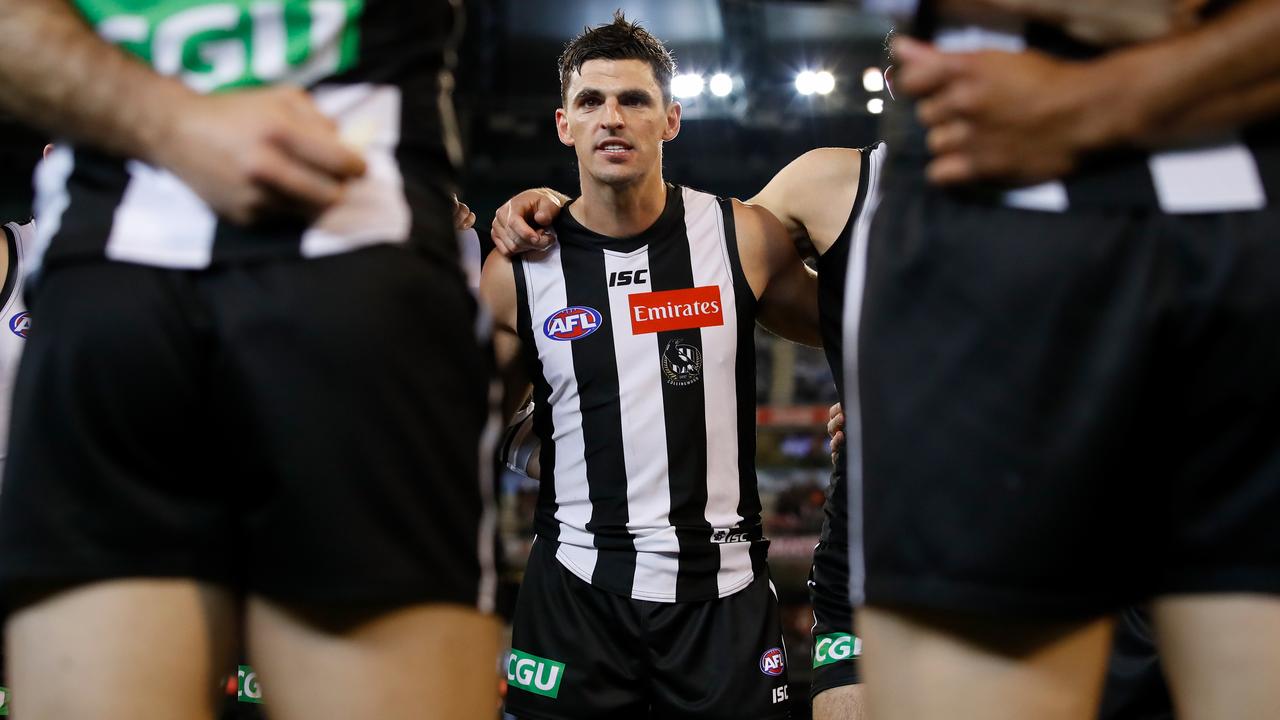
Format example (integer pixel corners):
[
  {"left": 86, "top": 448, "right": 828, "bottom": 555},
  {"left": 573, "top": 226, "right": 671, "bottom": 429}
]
[{"left": 0, "top": 2, "right": 1277, "bottom": 720}]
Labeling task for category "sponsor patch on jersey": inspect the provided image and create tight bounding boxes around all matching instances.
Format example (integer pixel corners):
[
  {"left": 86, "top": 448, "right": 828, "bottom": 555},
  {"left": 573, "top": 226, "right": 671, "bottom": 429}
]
[
  {"left": 8, "top": 312, "right": 30, "bottom": 339},
  {"left": 812, "top": 632, "right": 862, "bottom": 669},
  {"left": 543, "top": 306, "right": 603, "bottom": 341},
  {"left": 507, "top": 649, "right": 566, "bottom": 699},
  {"left": 710, "top": 527, "right": 758, "bottom": 544},
  {"left": 629, "top": 286, "right": 723, "bottom": 334},
  {"left": 759, "top": 647, "right": 786, "bottom": 677},
  {"left": 0, "top": 685, "right": 9, "bottom": 715},
  {"left": 661, "top": 339, "right": 703, "bottom": 387},
  {"left": 237, "top": 665, "right": 263, "bottom": 704}
]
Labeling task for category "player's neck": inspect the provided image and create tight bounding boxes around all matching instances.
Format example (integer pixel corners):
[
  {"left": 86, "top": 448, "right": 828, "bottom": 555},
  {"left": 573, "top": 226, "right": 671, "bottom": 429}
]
[{"left": 571, "top": 171, "right": 667, "bottom": 239}]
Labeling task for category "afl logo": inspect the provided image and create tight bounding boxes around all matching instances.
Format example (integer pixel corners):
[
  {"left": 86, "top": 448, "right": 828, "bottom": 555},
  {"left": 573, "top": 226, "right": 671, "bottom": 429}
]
[
  {"left": 543, "top": 306, "right": 603, "bottom": 341},
  {"left": 9, "top": 312, "right": 30, "bottom": 338},
  {"left": 759, "top": 648, "right": 785, "bottom": 677}
]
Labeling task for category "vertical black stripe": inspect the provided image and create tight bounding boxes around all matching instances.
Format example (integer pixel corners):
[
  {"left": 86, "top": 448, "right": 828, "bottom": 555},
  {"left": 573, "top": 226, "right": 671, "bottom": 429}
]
[
  {"left": 817, "top": 145, "right": 874, "bottom": 397},
  {"left": 720, "top": 198, "right": 767, "bottom": 576},
  {"left": 559, "top": 244, "right": 637, "bottom": 594},
  {"left": 512, "top": 257, "right": 559, "bottom": 543},
  {"left": 649, "top": 191, "right": 719, "bottom": 601},
  {"left": 46, "top": 151, "right": 129, "bottom": 268},
  {"left": 210, "top": 217, "right": 307, "bottom": 264}
]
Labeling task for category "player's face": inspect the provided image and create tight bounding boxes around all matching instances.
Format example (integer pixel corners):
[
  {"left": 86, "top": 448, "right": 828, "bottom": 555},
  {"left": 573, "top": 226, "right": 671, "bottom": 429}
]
[{"left": 556, "top": 59, "right": 681, "bottom": 188}]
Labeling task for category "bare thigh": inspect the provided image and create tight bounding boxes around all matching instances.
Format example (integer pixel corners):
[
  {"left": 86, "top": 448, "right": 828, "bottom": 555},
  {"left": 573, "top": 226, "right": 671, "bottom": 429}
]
[
  {"left": 246, "top": 598, "right": 500, "bottom": 720},
  {"left": 1154, "top": 594, "right": 1280, "bottom": 720},
  {"left": 812, "top": 683, "right": 866, "bottom": 720},
  {"left": 858, "top": 606, "right": 1114, "bottom": 720},
  {"left": 4, "top": 579, "right": 237, "bottom": 720}
]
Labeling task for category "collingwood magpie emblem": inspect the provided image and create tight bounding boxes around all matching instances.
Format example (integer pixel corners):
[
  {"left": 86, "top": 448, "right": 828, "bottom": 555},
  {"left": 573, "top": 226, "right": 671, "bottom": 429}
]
[{"left": 662, "top": 339, "right": 702, "bottom": 387}]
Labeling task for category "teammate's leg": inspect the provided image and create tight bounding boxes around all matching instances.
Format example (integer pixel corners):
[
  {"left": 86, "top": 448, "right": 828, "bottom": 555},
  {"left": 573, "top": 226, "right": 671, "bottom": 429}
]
[
  {"left": 1153, "top": 595, "right": 1280, "bottom": 720},
  {"left": 246, "top": 598, "right": 499, "bottom": 720},
  {"left": 859, "top": 607, "right": 1114, "bottom": 720},
  {"left": 813, "top": 684, "right": 865, "bottom": 720},
  {"left": 5, "top": 580, "right": 236, "bottom": 719}
]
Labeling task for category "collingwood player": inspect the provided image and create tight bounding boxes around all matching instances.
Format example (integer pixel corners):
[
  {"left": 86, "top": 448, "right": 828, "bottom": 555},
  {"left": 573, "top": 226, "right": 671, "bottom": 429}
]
[
  {"left": 0, "top": 2, "right": 497, "bottom": 719},
  {"left": 480, "top": 14, "right": 820, "bottom": 719},
  {"left": 849, "top": 1, "right": 1280, "bottom": 719},
  {"left": 0, "top": 216, "right": 32, "bottom": 484}
]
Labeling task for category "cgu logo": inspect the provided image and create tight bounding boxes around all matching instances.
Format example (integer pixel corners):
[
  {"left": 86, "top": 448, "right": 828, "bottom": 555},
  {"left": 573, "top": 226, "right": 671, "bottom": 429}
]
[
  {"left": 759, "top": 647, "right": 786, "bottom": 677},
  {"left": 507, "top": 649, "right": 566, "bottom": 699},
  {"left": 812, "top": 633, "right": 861, "bottom": 669},
  {"left": 543, "top": 306, "right": 603, "bottom": 341},
  {"left": 237, "top": 665, "right": 263, "bottom": 704},
  {"left": 84, "top": 0, "right": 361, "bottom": 93}
]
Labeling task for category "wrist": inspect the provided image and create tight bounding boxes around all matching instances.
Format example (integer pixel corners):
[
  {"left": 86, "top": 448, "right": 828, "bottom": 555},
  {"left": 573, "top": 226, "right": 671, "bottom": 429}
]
[{"left": 128, "top": 76, "right": 197, "bottom": 168}]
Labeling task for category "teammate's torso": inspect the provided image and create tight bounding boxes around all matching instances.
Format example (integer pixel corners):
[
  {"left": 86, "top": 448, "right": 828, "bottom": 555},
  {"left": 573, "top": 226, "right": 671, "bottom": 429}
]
[
  {"left": 0, "top": 221, "right": 33, "bottom": 476},
  {"left": 36, "top": 0, "right": 461, "bottom": 274},
  {"left": 513, "top": 184, "right": 765, "bottom": 603}
]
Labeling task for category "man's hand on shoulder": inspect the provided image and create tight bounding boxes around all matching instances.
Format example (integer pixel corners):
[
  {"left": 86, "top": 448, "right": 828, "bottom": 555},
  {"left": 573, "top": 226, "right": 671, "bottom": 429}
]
[
  {"left": 150, "top": 86, "right": 366, "bottom": 225},
  {"left": 490, "top": 188, "right": 569, "bottom": 256}
]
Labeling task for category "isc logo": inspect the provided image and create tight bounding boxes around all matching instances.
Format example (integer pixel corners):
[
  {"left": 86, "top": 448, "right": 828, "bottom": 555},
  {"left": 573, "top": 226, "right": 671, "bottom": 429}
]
[
  {"left": 608, "top": 269, "right": 648, "bottom": 287},
  {"left": 543, "top": 306, "right": 603, "bottom": 341},
  {"left": 759, "top": 647, "right": 786, "bottom": 677}
]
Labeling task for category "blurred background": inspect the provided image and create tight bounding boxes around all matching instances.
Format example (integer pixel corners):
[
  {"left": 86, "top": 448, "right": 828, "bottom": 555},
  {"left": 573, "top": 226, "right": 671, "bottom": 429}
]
[{"left": 0, "top": 1, "right": 894, "bottom": 715}]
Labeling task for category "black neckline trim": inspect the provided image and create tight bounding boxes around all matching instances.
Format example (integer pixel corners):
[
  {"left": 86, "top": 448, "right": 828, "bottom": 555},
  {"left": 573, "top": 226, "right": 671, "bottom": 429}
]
[{"left": 554, "top": 183, "right": 683, "bottom": 253}]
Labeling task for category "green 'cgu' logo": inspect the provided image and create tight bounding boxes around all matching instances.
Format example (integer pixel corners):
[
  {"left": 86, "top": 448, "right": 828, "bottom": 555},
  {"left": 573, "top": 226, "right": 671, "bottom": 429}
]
[
  {"left": 237, "top": 665, "right": 264, "bottom": 704},
  {"left": 812, "top": 632, "right": 862, "bottom": 669},
  {"left": 71, "top": 0, "right": 364, "bottom": 93},
  {"left": 0, "top": 685, "right": 9, "bottom": 715},
  {"left": 506, "top": 649, "right": 565, "bottom": 699}
]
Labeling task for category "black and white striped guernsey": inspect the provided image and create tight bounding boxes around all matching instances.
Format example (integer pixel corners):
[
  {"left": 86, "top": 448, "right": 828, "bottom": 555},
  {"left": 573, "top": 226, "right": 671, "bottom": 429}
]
[
  {"left": 512, "top": 184, "right": 767, "bottom": 603},
  {"left": 33, "top": 0, "right": 464, "bottom": 277},
  {"left": 879, "top": 0, "right": 1280, "bottom": 214}
]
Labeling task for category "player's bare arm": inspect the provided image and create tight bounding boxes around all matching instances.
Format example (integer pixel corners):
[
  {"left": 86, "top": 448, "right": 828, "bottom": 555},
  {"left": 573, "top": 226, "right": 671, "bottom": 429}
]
[
  {"left": 479, "top": 249, "right": 533, "bottom": 423},
  {"left": 0, "top": 0, "right": 365, "bottom": 224},
  {"left": 937, "top": 0, "right": 1206, "bottom": 45},
  {"left": 734, "top": 200, "right": 821, "bottom": 348},
  {"left": 746, "top": 148, "right": 862, "bottom": 256},
  {"left": 897, "top": 0, "right": 1280, "bottom": 185}
]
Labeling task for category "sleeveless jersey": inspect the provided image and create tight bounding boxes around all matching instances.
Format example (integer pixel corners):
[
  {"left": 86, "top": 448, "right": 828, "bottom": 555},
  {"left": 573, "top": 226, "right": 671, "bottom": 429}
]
[
  {"left": 0, "top": 221, "right": 34, "bottom": 481},
  {"left": 512, "top": 184, "right": 765, "bottom": 603},
  {"left": 817, "top": 142, "right": 885, "bottom": 546},
  {"left": 33, "top": 0, "right": 463, "bottom": 277},
  {"left": 883, "top": 0, "right": 1279, "bottom": 214}
]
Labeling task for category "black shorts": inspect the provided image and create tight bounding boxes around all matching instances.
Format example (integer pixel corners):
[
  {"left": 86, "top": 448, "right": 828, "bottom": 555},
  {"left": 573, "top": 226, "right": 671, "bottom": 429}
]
[
  {"left": 853, "top": 175, "right": 1280, "bottom": 617},
  {"left": 0, "top": 244, "right": 496, "bottom": 609},
  {"left": 505, "top": 538, "right": 792, "bottom": 720},
  {"left": 808, "top": 540, "right": 860, "bottom": 700}
]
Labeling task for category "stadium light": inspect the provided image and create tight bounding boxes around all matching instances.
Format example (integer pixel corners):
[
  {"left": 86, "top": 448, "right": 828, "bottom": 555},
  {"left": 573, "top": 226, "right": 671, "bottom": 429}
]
[
  {"left": 709, "top": 72, "right": 733, "bottom": 97},
  {"left": 862, "top": 67, "right": 885, "bottom": 93},
  {"left": 814, "top": 71, "right": 836, "bottom": 95},
  {"left": 671, "top": 73, "right": 705, "bottom": 99},
  {"left": 795, "top": 70, "right": 818, "bottom": 96},
  {"left": 867, "top": 98, "right": 885, "bottom": 114}
]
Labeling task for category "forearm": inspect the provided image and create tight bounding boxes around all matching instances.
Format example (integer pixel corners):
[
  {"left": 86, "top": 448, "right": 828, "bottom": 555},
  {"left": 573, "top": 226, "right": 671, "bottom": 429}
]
[
  {"left": 0, "top": 0, "right": 189, "bottom": 161},
  {"left": 1091, "top": 0, "right": 1280, "bottom": 145}
]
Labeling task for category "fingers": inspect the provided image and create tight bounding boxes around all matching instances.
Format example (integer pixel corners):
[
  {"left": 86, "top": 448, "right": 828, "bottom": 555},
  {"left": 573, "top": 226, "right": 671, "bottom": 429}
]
[
  {"left": 248, "top": 145, "right": 347, "bottom": 215},
  {"left": 892, "top": 36, "right": 965, "bottom": 98},
  {"left": 453, "top": 196, "right": 477, "bottom": 231},
  {"left": 926, "top": 120, "right": 973, "bottom": 156},
  {"left": 826, "top": 411, "right": 844, "bottom": 438},
  {"left": 926, "top": 152, "right": 980, "bottom": 185},
  {"left": 827, "top": 402, "right": 842, "bottom": 421}
]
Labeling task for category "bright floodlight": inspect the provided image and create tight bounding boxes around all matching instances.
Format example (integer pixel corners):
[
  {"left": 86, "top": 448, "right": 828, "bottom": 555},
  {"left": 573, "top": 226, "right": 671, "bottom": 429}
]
[
  {"left": 795, "top": 70, "right": 818, "bottom": 96},
  {"left": 671, "top": 73, "right": 705, "bottom": 99},
  {"left": 709, "top": 72, "right": 733, "bottom": 97},
  {"left": 867, "top": 98, "right": 885, "bottom": 114},
  {"left": 862, "top": 67, "right": 885, "bottom": 93},
  {"left": 814, "top": 70, "right": 836, "bottom": 95}
]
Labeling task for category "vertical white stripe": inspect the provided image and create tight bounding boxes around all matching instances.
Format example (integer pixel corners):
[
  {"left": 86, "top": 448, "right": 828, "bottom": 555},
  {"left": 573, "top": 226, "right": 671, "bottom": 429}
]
[
  {"left": 604, "top": 247, "right": 676, "bottom": 597},
  {"left": 682, "top": 189, "right": 754, "bottom": 594},
  {"left": 30, "top": 145, "right": 75, "bottom": 282},
  {"left": 249, "top": 2, "right": 288, "bottom": 80},
  {"left": 522, "top": 247, "right": 598, "bottom": 576},
  {"left": 843, "top": 145, "right": 886, "bottom": 606},
  {"left": 1003, "top": 181, "right": 1069, "bottom": 213},
  {"left": 107, "top": 161, "right": 216, "bottom": 268},
  {"left": 302, "top": 84, "right": 412, "bottom": 257},
  {"left": 1150, "top": 141, "right": 1267, "bottom": 213}
]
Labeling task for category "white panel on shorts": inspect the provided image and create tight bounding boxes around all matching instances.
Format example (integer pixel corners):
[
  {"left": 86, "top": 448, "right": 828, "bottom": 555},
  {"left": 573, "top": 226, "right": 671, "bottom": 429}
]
[{"left": 107, "top": 161, "right": 217, "bottom": 268}]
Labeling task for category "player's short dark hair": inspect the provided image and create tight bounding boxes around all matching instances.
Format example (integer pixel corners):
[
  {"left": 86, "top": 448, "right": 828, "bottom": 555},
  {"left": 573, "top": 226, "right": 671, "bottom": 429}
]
[{"left": 558, "top": 10, "right": 676, "bottom": 104}]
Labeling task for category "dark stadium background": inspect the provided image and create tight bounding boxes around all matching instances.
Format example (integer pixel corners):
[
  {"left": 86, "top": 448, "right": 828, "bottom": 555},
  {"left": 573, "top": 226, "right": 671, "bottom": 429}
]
[{"left": 0, "top": 1, "right": 890, "bottom": 717}]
